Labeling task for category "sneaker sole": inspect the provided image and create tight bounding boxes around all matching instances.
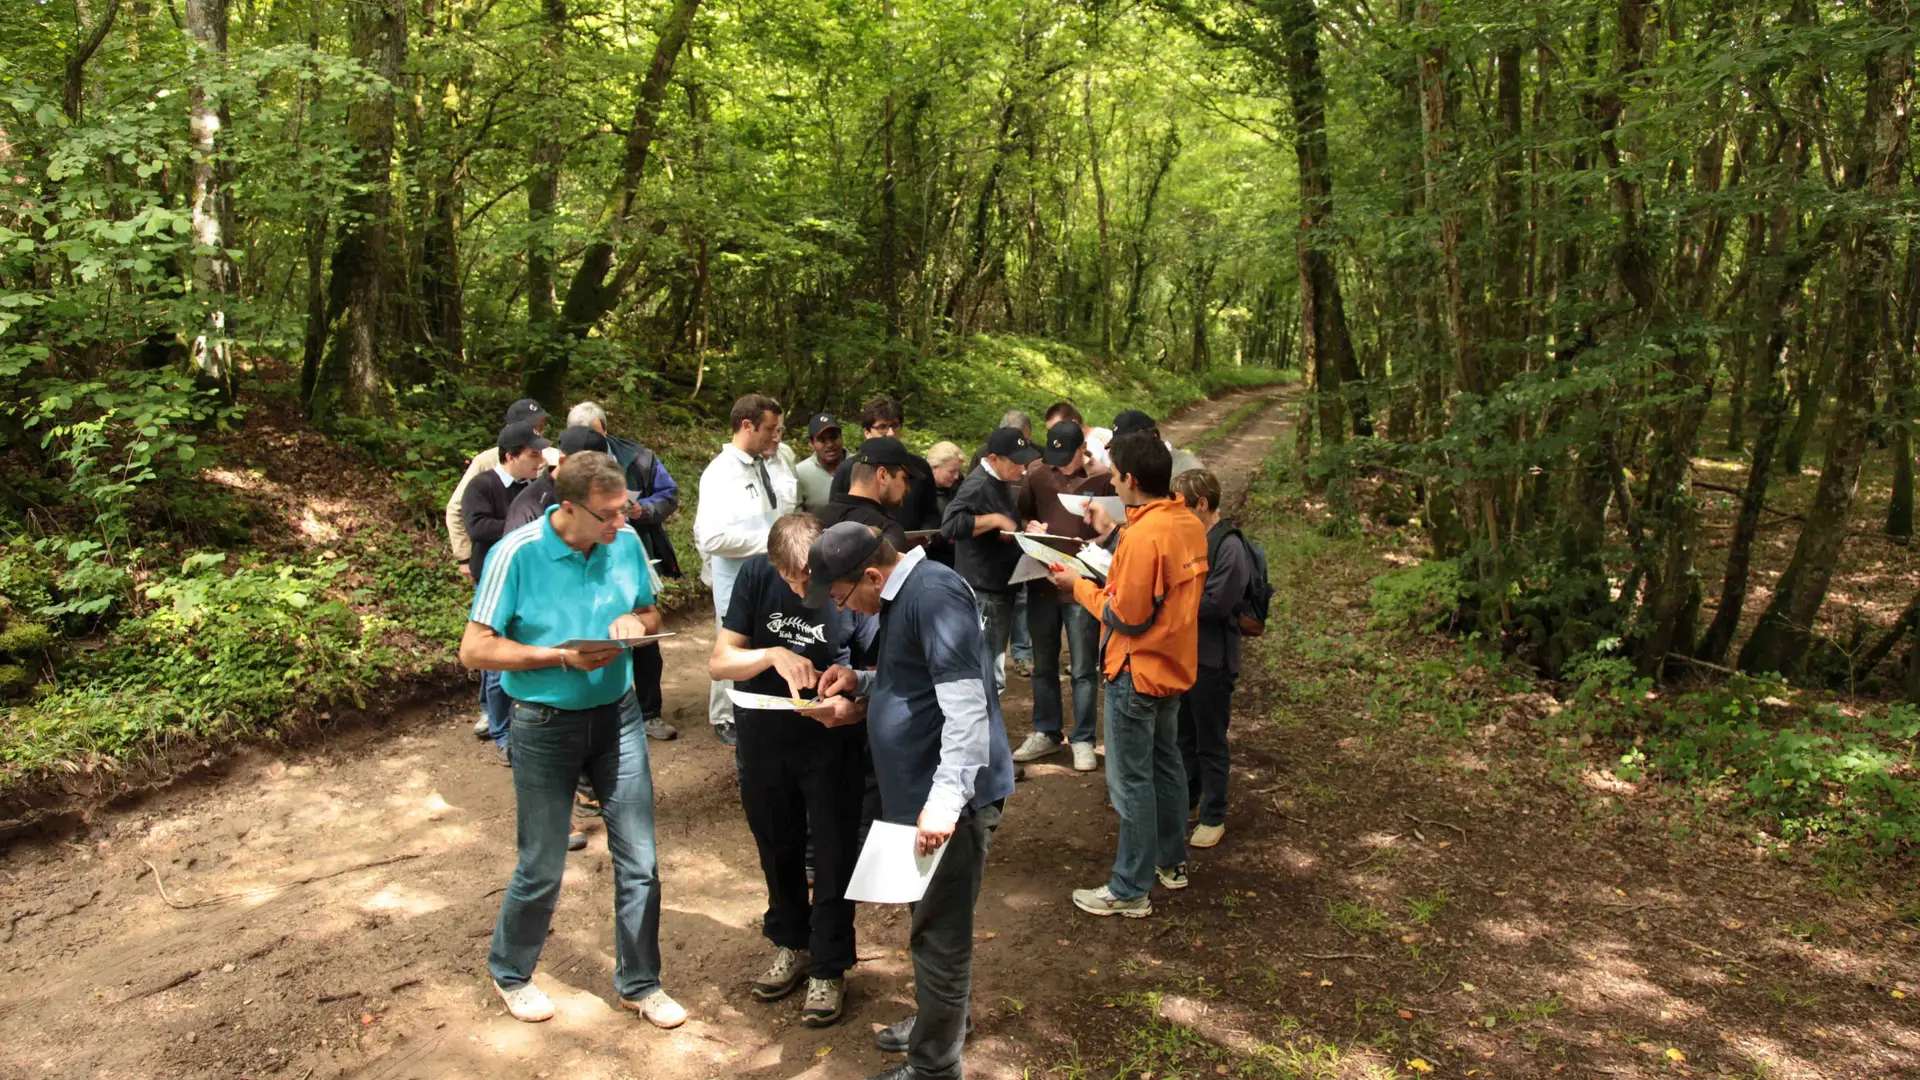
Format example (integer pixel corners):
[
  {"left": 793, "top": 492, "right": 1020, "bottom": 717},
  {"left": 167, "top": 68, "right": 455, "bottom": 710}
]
[
  {"left": 1158, "top": 877, "right": 1189, "bottom": 891},
  {"left": 751, "top": 979, "right": 804, "bottom": 1002},
  {"left": 619, "top": 998, "right": 687, "bottom": 1028},
  {"left": 1189, "top": 836, "right": 1222, "bottom": 849},
  {"left": 799, "top": 1005, "right": 843, "bottom": 1028},
  {"left": 1073, "top": 896, "right": 1153, "bottom": 918},
  {"left": 1011, "top": 742, "right": 1063, "bottom": 763}
]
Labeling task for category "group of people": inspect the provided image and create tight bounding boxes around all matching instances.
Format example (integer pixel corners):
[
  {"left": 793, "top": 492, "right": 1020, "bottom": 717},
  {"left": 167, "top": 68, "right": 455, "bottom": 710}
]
[{"left": 447, "top": 391, "right": 1262, "bottom": 1080}]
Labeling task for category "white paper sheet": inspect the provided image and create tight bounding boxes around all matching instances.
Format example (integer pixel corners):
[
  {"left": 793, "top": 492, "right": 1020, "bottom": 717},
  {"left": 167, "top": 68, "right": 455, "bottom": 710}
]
[
  {"left": 726, "top": 688, "right": 830, "bottom": 712},
  {"left": 1056, "top": 493, "right": 1125, "bottom": 522},
  {"left": 845, "top": 820, "right": 949, "bottom": 904},
  {"left": 1076, "top": 543, "right": 1113, "bottom": 576}
]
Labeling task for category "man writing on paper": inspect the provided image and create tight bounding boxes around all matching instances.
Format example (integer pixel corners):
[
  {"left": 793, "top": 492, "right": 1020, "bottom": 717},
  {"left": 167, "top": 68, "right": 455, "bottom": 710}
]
[
  {"left": 1046, "top": 433, "right": 1208, "bottom": 919},
  {"left": 708, "top": 513, "right": 875, "bottom": 1028},
  {"left": 939, "top": 427, "right": 1040, "bottom": 696},
  {"left": 1011, "top": 419, "right": 1114, "bottom": 772},
  {"left": 461, "top": 451, "right": 686, "bottom": 1030},
  {"left": 812, "top": 523, "right": 1016, "bottom": 1080}
]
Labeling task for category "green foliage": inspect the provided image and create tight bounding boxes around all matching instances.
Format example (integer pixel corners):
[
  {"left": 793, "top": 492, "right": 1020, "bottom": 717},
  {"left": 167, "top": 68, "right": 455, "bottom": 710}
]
[{"left": 1368, "top": 559, "right": 1466, "bottom": 632}]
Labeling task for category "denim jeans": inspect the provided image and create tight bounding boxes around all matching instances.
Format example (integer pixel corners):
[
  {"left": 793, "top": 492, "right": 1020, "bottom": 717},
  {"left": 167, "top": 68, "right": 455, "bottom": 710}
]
[
  {"left": 975, "top": 590, "right": 1016, "bottom": 697},
  {"left": 481, "top": 669, "right": 511, "bottom": 747},
  {"left": 1104, "top": 672, "right": 1188, "bottom": 901},
  {"left": 1177, "top": 666, "right": 1237, "bottom": 827},
  {"left": 489, "top": 690, "right": 663, "bottom": 1001},
  {"left": 1009, "top": 588, "right": 1033, "bottom": 664},
  {"left": 1027, "top": 584, "right": 1100, "bottom": 745}
]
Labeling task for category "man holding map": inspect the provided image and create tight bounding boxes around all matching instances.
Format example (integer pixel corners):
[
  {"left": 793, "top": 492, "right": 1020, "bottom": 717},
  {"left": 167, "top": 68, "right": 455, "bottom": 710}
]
[{"left": 708, "top": 513, "right": 875, "bottom": 1028}]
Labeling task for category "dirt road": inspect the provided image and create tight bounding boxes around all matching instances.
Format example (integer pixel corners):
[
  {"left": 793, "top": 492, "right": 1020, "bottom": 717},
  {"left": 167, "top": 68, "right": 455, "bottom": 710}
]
[{"left": 0, "top": 389, "right": 1294, "bottom": 1080}]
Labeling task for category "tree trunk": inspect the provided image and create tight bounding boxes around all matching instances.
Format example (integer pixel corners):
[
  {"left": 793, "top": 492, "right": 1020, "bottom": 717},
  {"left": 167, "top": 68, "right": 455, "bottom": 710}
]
[
  {"left": 1741, "top": 5, "right": 1911, "bottom": 675},
  {"left": 64, "top": 0, "right": 121, "bottom": 124},
  {"left": 185, "top": 0, "right": 233, "bottom": 401},
  {"left": 1084, "top": 70, "right": 1113, "bottom": 358},
  {"left": 525, "top": 0, "right": 565, "bottom": 370},
  {"left": 1279, "top": 0, "right": 1368, "bottom": 442},
  {"left": 305, "top": 0, "right": 405, "bottom": 425},
  {"left": 1119, "top": 126, "right": 1179, "bottom": 356},
  {"left": 529, "top": 0, "right": 702, "bottom": 407}
]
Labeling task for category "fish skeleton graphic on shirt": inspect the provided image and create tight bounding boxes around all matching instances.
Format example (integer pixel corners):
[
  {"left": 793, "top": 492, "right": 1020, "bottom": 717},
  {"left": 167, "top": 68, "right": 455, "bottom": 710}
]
[{"left": 766, "top": 611, "right": 829, "bottom": 648}]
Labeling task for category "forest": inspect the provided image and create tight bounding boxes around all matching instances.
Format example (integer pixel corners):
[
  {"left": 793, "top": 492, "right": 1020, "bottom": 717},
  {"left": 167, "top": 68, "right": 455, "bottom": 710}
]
[{"left": 2, "top": 0, "right": 1918, "bottom": 798}]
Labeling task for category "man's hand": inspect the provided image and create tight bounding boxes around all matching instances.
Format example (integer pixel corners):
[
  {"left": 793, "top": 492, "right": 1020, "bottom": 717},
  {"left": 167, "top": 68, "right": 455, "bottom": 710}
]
[
  {"left": 818, "top": 664, "right": 862, "bottom": 698},
  {"left": 554, "top": 644, "right": 624, "bottom": 672},
  {"left": 1084, "top": 503, "right": 1117, "bottom": 538},
  {"left": 1026, "top": 519, "right": 1048, "bottom": 534},
  {"left": 1046, "top": 563, "right": 1083, "bottom": 592},
  {"left": 458, "top": 562, "right": 474, "bottom": 583},
  {"left": 915, "top": 808, "right": 956, "bottom": 857},
  {"left": 802, "top": 695, "right": 866, "bottom": 728},
  {"left": 984, "top": 513, "right": 1020, "bottom": 538},
  {"left": 768, "top": 647, "right": 820, "bottom": 698}
]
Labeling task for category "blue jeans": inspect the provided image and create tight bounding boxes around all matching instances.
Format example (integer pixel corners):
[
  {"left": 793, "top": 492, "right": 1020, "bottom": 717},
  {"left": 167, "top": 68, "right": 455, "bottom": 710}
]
[
  {"left": 976, "top": 590, "right": 1016, "bottom": 696},
  {"left": 489, "top": 690, "right": 663, "bottom": 1001},
  {"left": 482, "top": 669, "right": 511, "bottom": 747},
  {"left": 1104, "top": 672, "right": 1188, "bottom": 901},
  {"left": 1010, "top": 588, "right": 1033, "bottom": 663},
  {"left": 1028, "top": 585, "right": 1100, "bottom": 744}
]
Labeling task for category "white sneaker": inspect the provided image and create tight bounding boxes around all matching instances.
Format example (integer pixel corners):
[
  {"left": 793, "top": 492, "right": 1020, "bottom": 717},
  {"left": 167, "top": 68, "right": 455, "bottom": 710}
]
[
  {"left": 1011, "top": 731, "right": 1063, "bottom": 763},
  {"left": 622, "top": 988, "right": 688, "bottom": 1029},
  {"left": 1071, "top": 884, "right": 1152, "bottom": 918},
  {"left": 1190, "top": 822, "right": 1224, "bottom": 848},
  {"left": 1070, "top": 741, "right": 1097, "bottom": 772},
  {"left": 494, "top": 980, "right": 555, "bottom": 1022},
  {"left": 472, "top": 715, "right": 491, "bottom": 740}
]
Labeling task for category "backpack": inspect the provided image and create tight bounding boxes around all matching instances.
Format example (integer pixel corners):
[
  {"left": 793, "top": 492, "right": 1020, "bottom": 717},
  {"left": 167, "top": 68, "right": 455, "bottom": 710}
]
[{"left": 1207, "top": 524, "right": 1274, "bottom": 638}]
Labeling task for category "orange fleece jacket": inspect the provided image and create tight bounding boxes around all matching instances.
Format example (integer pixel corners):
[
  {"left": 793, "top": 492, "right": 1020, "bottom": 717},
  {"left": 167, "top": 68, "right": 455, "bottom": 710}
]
[{"left": 1071, "top": 497, "right": 1210, "bottom": 696}]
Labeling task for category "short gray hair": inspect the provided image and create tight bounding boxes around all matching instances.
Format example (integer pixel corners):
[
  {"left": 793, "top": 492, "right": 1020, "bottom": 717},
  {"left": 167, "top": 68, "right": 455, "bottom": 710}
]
[
  {"left": 553, "top": 451, "right": 626, "bottom": 505},
  {"left": 999, "top": 409, "right": 1032, "bottom": 437},
  {"left": 567, "top": 401, "right": 608, "bottom": 429}
]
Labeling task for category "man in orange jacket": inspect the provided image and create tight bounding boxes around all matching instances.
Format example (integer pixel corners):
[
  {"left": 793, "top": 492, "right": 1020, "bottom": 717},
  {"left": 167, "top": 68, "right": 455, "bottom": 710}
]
[{"left": 1046, "top": 432, "right": 1209, "bottom": 918}]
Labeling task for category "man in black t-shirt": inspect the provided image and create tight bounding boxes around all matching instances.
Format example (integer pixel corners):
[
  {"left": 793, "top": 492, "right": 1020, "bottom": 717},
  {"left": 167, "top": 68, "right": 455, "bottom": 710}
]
[
  {"left": 708, "top": 513, "right": 876, "bottom": 1030},
  {"left": 815, "top": 436, "right": 918, "bottom": 553}
]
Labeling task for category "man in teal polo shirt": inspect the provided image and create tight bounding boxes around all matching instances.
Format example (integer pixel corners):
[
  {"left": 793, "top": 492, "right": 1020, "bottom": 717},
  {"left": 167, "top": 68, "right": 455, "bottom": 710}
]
[{"left": 460, "top": 451, "right": 687, "bottom": 1030}]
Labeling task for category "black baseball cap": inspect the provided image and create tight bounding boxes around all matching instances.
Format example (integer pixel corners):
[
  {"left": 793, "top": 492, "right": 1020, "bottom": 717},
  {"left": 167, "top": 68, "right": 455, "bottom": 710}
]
[
  {"left": 808, "top": 413, "right": 842, "bottom": 439},
  {"left": 1042, "top": 420, "right": 1085, "bottom": 467},
  {"left": 804, "top": 521, "right": 885, "bottom": 608},
  {"left": 556, "top": 425, "right": 608, "bottom": 456},
  {"left": 852, "top": 436, "right": 930, "bottom": 478},
  {"left": 505, "top": 398, "right": 546, "bottom": 426},
  {"left": 497, "top": 420, "right": 552, "bottom": 454},
  {"left": 985, "top": 427, "right": 1041, "bottom": 465},
  {"left": 1112, "top": 409, "right": 1156, "bottom": 438}
]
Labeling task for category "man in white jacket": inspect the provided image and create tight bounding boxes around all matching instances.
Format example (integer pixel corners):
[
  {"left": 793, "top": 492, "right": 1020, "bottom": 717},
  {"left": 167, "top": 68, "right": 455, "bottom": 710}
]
[{"left": 694, "top": 393, "right": 797, "bottom": 745}]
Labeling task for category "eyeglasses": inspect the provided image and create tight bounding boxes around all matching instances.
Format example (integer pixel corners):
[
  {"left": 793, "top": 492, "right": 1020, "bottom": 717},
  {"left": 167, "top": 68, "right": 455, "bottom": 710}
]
[
  {"left": 574, "top": 501, "right": 621, "bottom": 524},
  {"left": 830, "top": 577, "right": 858, "bottom": 608}
]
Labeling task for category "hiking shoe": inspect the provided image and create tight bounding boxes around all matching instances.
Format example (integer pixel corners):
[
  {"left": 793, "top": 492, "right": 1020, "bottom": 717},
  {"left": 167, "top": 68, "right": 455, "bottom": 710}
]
[
  {"left": 1157, "top": 863, "right": 1190, "bottom": 890},
  {"left": 621, "top": 988, "right": 688, "bottom": 1029},
  {"left": 574, "top": 781, "right": 603, "bottom": 818},
  {"left": 494, "top": 980, "right": 554, "bottom": 1022},
  {"left": 1011, "top": 731, "right": 1062, "bottom": 763},
  {"left": 472, "top": 716, "right": 491, "bottom": 740},
  {"left": 1190, "top": 823, "right": 1224, "bottom": 848},
  {"left": 493, "top": 743, "right": 512, "bottom": 768},
  {"left": 800, "top": 976, "right": 844, "bottom": 1027},
  {"left": 1072, "top": 885, "right": 1152, "bottom": 918},
  {"left": 1012, "top": 657, "right": 1034, "bottom": 677},
  {"left": 873, "top": 1012, "right": 973, "bottom": 1053},
  {"left": 645, "top": 716, "right": 679, "bottom": 740},
  {"left": 1070, "top": 741, "right": 1097, "bottom": 772},
  {"left": 751, "top": 946, "right": 807, "bottom": 1001},
  {"left": 715, "top": 722, "right": 738, "bottom": 747},
  {"left": 567, "top": 830, "right": 586, "bottom": 852}
]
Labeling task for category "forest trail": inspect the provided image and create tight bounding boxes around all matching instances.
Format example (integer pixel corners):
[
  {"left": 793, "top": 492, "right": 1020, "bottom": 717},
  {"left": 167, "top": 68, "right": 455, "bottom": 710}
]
[{"left": 0, "top": 388, "right": 1294, "bottom": 1080}]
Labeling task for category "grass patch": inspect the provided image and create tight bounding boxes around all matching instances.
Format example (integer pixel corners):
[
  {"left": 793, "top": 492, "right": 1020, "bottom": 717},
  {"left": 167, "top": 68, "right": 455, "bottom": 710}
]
[{"left": 1187, "top": 396, "right": 1274, "bottom": 454}]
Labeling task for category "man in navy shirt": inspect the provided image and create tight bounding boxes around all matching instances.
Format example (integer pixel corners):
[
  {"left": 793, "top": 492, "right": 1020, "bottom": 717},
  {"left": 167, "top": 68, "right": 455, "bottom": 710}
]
[
  {"left": 710, "top": 514, "right": 876, "bottom": 1027},
  {"left": 813, "top": 523, "right": 1016, "bottom": 1080}
]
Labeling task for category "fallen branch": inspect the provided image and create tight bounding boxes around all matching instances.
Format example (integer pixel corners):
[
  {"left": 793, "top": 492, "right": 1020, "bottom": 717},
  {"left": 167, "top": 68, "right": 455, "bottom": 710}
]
[
  {"left": 1299, "top": 952, "right": 1377, "bottom": 961},
  {"left": 316, "top": 989, "right": 362, "bottom": 1004},
  {"left": 1399, "top": 811, "right": 1466, "bottom": 839},
  {"left": 121, "top": 968, "right": 200, "bottom": 1002},
  {"left": 141, "top": 853, "right": 420, "bottom": 911}
]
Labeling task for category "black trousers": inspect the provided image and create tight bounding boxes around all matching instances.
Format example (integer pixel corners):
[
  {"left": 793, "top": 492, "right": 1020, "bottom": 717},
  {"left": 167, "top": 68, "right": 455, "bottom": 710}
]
[
  {"left": 907, "top": 802, "right": 1001, "bottom": 1078},
  {"left": 632, "top": 643, "right": 664, "bottom": 720},
  {"left": 1177, "top": 665, "right": 1237, "bottom": 827},
  {"left": 738, "top": 729, "right": 864, "bottom": 977}
]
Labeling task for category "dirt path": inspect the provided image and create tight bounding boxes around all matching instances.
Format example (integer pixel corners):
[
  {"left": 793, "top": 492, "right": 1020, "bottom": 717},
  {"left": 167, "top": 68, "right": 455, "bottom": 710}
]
[{"left": 0, "top": 388, "right": 1293, "bottom": 1080}]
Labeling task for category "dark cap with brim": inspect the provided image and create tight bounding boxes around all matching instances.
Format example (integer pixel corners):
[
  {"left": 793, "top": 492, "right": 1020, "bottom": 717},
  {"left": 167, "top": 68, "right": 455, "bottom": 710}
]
[
  {"left": 506, "top": 398, "right": 546, "bottom": 427},
  {"left": 1042, "top": 419, "right": 1084, "bottom": 467},
  {"left": 808, "top": 413, "right": 842, "bottom": 439},
  {"left": 557, "top": 425, "right": 608, "bottom": 456},
  {"left": 804, "top": 521, "right": 884, "bottom": 608},
  {"left": 498, "top": 420, "right": 552, "bottom": 455},
  {"left": 852, "top": 436, "right": 930, "bottom": 478},
  {"left": 1111, "top": 409, "right": 1155, "bottom": 438},
  {"left": 985, "top": 426, "right": 1041, "bottom": 465}
]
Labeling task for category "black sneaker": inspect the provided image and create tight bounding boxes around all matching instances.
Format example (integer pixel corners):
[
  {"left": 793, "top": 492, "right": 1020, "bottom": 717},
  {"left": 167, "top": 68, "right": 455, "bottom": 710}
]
[{"left": 567, "top": 831, "right": 586, "bottom": 852}]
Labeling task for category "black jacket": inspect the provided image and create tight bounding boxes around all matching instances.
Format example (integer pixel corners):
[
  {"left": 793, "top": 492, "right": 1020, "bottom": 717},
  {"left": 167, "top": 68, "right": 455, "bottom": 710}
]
[
  {"left": 814, "top": 492, "right": 910, "bottom": 552},
  {"left": 504, "top": 473, "right": 557, "bottom": 534},
  {"left": 605, "top": 433, "right": 683, "bottom": 578},
  {"left": 832, "top": 450, "right": 940, "bottom": 532},
  {"left": 940, "top": 464, "right": 1022, "bottom": 595},
  {"left": 463, "top": 469, "right": 528, "bottom": 579}
]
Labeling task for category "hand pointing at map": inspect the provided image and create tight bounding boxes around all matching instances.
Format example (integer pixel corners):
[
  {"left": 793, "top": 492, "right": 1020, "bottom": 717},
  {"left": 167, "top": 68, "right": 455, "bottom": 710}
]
[{"left": 767, "top": 646, "right": 820, "bottom": 698}]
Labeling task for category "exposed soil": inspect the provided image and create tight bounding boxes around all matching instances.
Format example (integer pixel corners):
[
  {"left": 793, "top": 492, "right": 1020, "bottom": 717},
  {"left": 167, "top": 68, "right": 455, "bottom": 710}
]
[{"left": 3, "top": 386, "right": 1911, "bottom": 1080}]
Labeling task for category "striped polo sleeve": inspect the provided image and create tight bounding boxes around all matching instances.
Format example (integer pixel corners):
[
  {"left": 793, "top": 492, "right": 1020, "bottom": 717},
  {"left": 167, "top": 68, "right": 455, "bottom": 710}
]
[{"left": 470, "top": 521, "right": 542, "bottom": 634}]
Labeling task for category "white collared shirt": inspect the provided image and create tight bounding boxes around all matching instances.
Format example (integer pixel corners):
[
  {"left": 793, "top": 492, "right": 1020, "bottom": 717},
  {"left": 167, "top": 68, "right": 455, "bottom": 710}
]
[
  {"left": 694, "top": 442, "right": 799, "bottom": 568},
  {"left": 880, "top": 543, "right": 929, "bottom": 602}
]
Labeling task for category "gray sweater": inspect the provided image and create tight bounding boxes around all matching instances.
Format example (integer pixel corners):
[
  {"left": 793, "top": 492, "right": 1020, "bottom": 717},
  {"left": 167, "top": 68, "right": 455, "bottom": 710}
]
[{"left": 1199, "top": 520, "right": 1253, "bottom": 674}]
